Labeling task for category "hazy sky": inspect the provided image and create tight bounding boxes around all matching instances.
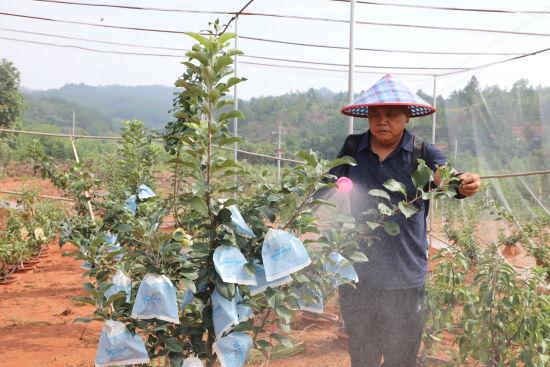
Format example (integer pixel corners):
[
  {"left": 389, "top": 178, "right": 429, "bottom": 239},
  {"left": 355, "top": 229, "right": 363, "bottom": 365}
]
[{"left": 2, "top": 0, "right": 550, "bottom": 99}]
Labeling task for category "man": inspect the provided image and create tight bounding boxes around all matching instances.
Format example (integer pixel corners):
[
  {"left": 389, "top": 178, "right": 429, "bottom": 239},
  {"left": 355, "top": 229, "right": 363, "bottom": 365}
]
[{"left": 334, "top": 75, "right": 480, "bottom": 367}]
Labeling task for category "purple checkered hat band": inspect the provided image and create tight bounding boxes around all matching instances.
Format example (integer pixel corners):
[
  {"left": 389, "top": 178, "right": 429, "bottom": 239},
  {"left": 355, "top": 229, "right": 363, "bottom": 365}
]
[{"left": 341, "top": 74, "right": 435, "bottom": 118}]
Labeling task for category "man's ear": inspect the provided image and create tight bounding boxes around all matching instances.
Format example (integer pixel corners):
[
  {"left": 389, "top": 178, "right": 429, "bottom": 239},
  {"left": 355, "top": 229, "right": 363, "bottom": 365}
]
[{"left": 404, "top": 107, "right": 411, "bottom": 123}]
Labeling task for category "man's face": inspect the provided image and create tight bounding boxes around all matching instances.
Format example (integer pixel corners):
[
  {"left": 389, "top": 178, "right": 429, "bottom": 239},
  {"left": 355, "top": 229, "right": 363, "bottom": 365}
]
[{"left": 368, "top": 106, "right": 409, "bottom": 145}]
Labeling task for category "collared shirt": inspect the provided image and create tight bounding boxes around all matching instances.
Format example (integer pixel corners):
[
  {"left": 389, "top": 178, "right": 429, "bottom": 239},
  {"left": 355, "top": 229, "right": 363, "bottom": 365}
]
[{"left": 340, "top": 129, "right": 446, "bottom": 289}]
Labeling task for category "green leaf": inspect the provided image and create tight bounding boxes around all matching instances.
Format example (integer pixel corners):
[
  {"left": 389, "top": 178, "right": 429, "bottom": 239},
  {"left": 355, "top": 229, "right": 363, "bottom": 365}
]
[
  {"left": 219, "top": 33, "right": 236, "bottom": 44},
  {"left": 215, "top": 279, "right": 235, "bottom": 300},
  {"left": 216, "top": 99, "right": 234, "bottom": 110},
  {"left": 182, "top": 278, "right": 196, "bottom": 293},
  {"left": 218, "top": 136, "right": 243, "bottom": 146},
  {"left": 383, "top": 221, "right": 400, "bottom": 236},
  {"left": 190, "top": 197, "right": 208, "bottom": 216},
  {"left": 348, "top": 251, "right": 368, "bottom": 263},
  {"left": 279, "top": 338, "right": 294, "bottom": 349},
  {"left": 412, "top": 159, "right": 432, "bottom": 189},
  {"left": 224, "top": 77, "right": 244, "bottom": 90},
  {"left": 275, "top": 305, "right": 292, "bottom": 324},
  {"left": 295, "top": 151, "right": 317, "bottom": 166},
  {"left": 185, "top": 32, "right": 209, "bottom": 46},
  {"left": 244, "top": 263, "right": 256, "bottom": 276},
  {"left": 72, "top": 296, "right": 96, "bottom": 306},
  {"left": 366, "top": 221, "right": 381, "bottom": 230},
  {"left": 398, "top": 201, "right": 418, "bottom": 218},
  {"left": 164, "top": 338, "right": 184, "bottom": 352},
  {"left": 256, "top": 339, "right": 271, "bottom": 349},
  {"left": 73, "top": 317, "right": 95, "bottom": 323},
  {"left": 255, "top": 207, "right": 275, "bottom": 223},
  {"left": 267, "top": 291, "right": 285, "bottom": 308},
  {"left": 368, "top": 189, "right": 390, "bottom": 201},
  {"left": 377, "top": 202, "right": 393, "bottom": 216},
  {"left": 213, "top": 55, "right": 234, "bottom": 74},
  {"left": 225, "top": 49, "right": 243, "bottom": 58},
  {"left": 106, "top": 292, "right": 127, "bottom": 305},
  {"left": 327, "top": 156, "right": 356, "bottom": 169},
  {"left": 115, "top": 223, "right": 133, "bottom": 233},
  {"left": 311, "top": 199, "right": 336, "bottom": 207},
  {"left": 293, "top": 274, "right": 309, "bottom": 283},
  {"left": 382, "top": 179, "right": 407, "bottom": 197},
  {"left": 218, "top": 111, "right": 244, "bottom": 121},
  {"left": 185, "top": 50, "right": 209, "bottom": 66}
]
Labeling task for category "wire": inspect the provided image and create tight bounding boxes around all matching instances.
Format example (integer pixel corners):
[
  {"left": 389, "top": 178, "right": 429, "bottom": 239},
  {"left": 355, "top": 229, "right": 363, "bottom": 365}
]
[
  {"left": 480, "top": 170, "right": 550, "bottom": 179},
  {"left": 3, "top": 31, "right": 550, "bottom": 78},
  {"left": 0, "top": 128, "right": 304, "bottom": 163},
  {"left": 1, "top": 26, "right": 528, "bottom": 57},
  {"left": 330, "top": 0, "right": 550, "bottom": 15},
  {"left": 239, "top": 35, "right": 528, "bottom": 56},
  {"left": 0, "top": 27, "right": 188, "bottom": 52},
  {"left": 0, "top": 35, "right": 184, "bottom": 57},
  {"left": 0, "top": 11, "right": 187, "bottom": 34},
  {"left": 243, "top": 57, "right": 465, "bottom": 70},
  {"left": 0, "top": 190, "right": 74, "bottom": 202},
  {"left": 0, "top": 28, "right": 459, "bottom": 69},
  {"left": 30, "top": 0, "right": 550, "bottom": 16},
  {"left": 420, "top": 8, "right": 550, "bottom": 97},
  {"left": 4, "top": 10, "right": 550, "bottom": 38},
  {"left": 440, "top": 45, "right": 550, "bottom": 76},
  {"left": 28, "top": 0, "right": 235, "bottom": 15},
  {"left": 239, "top": 60, "right": 443, "bottom": 76},
  {"left": 237, "top": 12, "right": 550, "bottom": 38},
  {"left": 0, "top": 35, "right": 454, "bottom": 75},
  {"left": 451, "top": 8, "right": 549, "bottom": 78},
  {"left": 6, "top": 33, "right": 550, "bottom": 77},
  {"left": 221, "top": 0, "right": 256, "bottom": 34}
]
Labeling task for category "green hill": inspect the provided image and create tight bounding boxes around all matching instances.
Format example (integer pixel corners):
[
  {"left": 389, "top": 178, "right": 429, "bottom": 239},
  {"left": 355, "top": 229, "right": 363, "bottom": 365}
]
[
  {"left": 22, "top": 93, "right": 117, "bottom": 135},
  {"left": 27, "top": 84, "right": 177, "bottom": 130}
]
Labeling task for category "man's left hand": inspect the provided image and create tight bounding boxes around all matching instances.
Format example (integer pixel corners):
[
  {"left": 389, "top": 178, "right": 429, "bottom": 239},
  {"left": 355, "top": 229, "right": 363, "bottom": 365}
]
[{"left": 458, "top": 172, "right": 481, "bottom": 197}]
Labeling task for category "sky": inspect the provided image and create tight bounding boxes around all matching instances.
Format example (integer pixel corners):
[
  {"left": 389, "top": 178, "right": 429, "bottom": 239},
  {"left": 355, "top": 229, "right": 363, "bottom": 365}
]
[{"left": 2, "top": 0, "right": 550, "bottom": 100}]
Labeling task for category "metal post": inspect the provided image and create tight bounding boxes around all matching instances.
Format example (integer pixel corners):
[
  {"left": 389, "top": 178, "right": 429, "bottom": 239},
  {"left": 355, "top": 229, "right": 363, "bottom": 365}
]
[
  {"left": 429, "top": 76, "right": 437, "bottom": 246},
  {"left": 454, "top": 139, "right": 458, "bottom": 161},
  {"left": 69, "top": 132, "right": 95, "bottom": 222},
  {"left": 277, "top": 121, "right": 282, "bottom": 183},
  {"left": 72, "top": 111, "right": 76, "bottom": 136},
  {"left": 347, "top": 0, "right": 356, "bottom": 135},
  {"left": 431, "top": 76, "right": 437, "bottom": 145},
  {"left": 233, "top": 16, "right": 239, "bottom": 162}
]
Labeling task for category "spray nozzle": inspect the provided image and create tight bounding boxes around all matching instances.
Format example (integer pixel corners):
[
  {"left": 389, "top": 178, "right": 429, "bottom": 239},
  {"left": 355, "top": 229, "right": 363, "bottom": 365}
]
[{"left": 336, "top": 177, "right": 353, "bottom": 193}]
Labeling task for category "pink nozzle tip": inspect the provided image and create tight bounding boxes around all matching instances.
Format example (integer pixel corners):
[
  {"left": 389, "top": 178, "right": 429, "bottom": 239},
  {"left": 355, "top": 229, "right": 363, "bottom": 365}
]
[{"left": 336, "top": 177, "right": 353, "bottom": 193}]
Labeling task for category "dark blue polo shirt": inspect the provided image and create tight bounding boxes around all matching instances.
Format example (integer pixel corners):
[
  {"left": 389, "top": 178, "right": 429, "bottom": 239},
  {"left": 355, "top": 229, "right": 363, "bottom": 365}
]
[{"left": 345, "top": 129, "right": 446, "bottom": 289}]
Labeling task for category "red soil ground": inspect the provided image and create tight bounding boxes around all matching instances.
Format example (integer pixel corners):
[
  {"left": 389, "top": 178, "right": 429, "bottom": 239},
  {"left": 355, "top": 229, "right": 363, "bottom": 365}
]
[
  {"left": 0, "top": 243, "right": 101, "bottom": 367},
  {"left": 0, "top": 176, "right": 65, "bottom": 198}
]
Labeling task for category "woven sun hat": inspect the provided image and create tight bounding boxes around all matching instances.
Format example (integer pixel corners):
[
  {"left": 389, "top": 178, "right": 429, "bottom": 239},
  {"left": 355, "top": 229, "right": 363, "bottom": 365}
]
[{"left": 341, "top": 74, "right": 435, "bottom": 118}]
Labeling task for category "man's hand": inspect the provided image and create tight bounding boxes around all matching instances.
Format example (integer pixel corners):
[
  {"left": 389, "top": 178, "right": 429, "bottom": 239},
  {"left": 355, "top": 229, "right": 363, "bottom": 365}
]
[{"left": 457, "top": 172, "right": 480, "bottom": 197}]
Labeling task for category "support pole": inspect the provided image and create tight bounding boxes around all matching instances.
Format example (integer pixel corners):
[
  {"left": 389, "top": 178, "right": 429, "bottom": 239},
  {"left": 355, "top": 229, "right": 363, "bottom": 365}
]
[
  {"left": 277, "top": 121, "right": 282, "bottom": 183},
  {"left": 72, "top": 111, "right": 76, "bottom": 137},
  {"left": 347, "top": 0, "right": 356, "bottom": 135},
  {"left": 431, "top": 76, "right": 437, "bottom": 146},
  {"left": 429, "top": 75, "right": 437, "bottom": 247},
  {"left": 69, "top": 132, "right": 95, "bottom": 222},
  {"left": 233, "top": 15, "right": 239, "bottom": 163}
]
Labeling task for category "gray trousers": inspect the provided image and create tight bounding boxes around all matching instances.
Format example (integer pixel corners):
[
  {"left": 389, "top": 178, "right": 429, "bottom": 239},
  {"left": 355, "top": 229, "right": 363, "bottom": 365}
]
[{"left": 340, "top": 283, "right": 425, "bottom": 367}]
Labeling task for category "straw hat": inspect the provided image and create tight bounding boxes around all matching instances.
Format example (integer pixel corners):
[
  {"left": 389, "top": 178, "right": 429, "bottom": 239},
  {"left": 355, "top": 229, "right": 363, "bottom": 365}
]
[{"left": 341, "top": 74, "right": 435, "bottom": 118}]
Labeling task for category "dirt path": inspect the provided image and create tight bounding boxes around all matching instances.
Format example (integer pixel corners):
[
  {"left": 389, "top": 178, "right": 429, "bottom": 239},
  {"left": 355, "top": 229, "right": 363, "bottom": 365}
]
[{"left": 0, "top": 244, "right": 100, "bottom": 367}]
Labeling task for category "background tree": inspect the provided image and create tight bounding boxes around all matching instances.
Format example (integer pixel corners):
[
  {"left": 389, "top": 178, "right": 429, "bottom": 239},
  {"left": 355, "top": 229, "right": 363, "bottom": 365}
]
[{"left": 0, "top": 59, "right": 24, "bottom": 129}]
